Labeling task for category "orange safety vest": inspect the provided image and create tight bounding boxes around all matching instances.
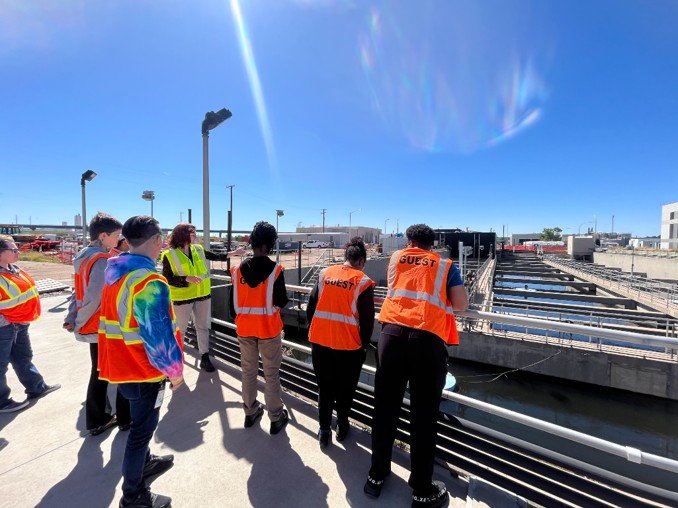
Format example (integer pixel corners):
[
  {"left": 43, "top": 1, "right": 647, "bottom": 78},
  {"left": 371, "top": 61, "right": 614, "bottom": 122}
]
[
  {"left": 73, "top": 249, "right": 110, "bottom": 335},
  {"left": 308, "top": 264, "right": 374, "bottom": 350},
  {"left": 378, "top": 248, "right": 459, "bottom": 345},
  {"left": 0, "top": 268, "right": 41, "bottom": 323},
  {"left": 98, "top": 269, "right": 182, "bottom": 383},
  {"left": 231, "top": 263, "right": 284, "bottom": 339}
]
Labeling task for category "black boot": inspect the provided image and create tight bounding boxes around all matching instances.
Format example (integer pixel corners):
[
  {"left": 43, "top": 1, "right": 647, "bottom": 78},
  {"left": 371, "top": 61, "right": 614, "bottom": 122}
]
[{"left": 200, "top": 353, "right": 215, "bottom": 372}]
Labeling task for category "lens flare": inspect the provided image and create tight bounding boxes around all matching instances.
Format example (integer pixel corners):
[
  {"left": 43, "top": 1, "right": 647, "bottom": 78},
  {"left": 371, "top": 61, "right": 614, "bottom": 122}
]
[
  {"left": 359, "top": 6, "right": 550, "bottom": 153},
  {"left": 230, "top": 0, "right": 277, "bottom": 172}
]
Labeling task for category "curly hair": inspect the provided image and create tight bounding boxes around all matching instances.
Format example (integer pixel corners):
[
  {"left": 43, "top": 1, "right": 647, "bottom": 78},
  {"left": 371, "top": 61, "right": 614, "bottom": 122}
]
[
  {"left": 169, "top": 223, "right": 196, "bottom": 249},
  {"left": 345, "top": 236, "right": 367, "bottom": 264},
  {"left": 249, "top": 221, "right": 277, "bottom": 253},
  {"left": 406, "top": 223, "right": 435, "bottom": 248}
]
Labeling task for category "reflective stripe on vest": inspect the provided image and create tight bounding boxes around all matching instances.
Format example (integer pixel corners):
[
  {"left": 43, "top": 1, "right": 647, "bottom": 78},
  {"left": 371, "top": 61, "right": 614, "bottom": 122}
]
[
  {"left": 73, "top": 249, "right": 110, "bottom": 334},
  {"left": 232, "top": 265, "right": 279, "bottom": 315},
  {"left": 98, "top": 269, "right": 181, "bottom": 383},
  {"left": 380, "top": 248, "right": 458, "bottom": 343},
  {"left": 163, "top": 245, "right": 211, "bottom": 301},
  {"left": 231, "top": 263, "right": 284, "bottom": 338},
  {"left": 0, "top": 271, "right": 39, "bottom": 310},
  {"left": 308, "top": 264, "right": 374, "bottom": 350},
  {"left": 0, "top": 269, "right": 41, "bottom": 323}
]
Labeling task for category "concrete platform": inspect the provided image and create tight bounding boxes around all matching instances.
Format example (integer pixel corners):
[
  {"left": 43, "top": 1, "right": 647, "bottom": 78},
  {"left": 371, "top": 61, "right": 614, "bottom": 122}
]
[{"left": 0, "top": 296, "right": 468, "bottom": 508}]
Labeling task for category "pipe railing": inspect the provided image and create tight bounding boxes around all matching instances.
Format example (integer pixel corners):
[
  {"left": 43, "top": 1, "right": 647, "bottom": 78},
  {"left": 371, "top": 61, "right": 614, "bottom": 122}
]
[
  {"left": 204, "top": 320, "right": 678, "bottom": 495},
  {"left": 211, "top": 274, "right": 678, "bottom": 351}
]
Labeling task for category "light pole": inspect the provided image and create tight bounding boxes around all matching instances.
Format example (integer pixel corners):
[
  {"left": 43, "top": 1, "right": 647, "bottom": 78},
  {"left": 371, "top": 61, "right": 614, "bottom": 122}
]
[
  {"left": 384, "top": 218, "right": 390, "bottom": 239},
  {"left": 80, "top": 170, "right": 97, "bottom": 244},
  {"left": 141, "top": 190, "right": 155, "bottom": 218},
  {"left": 202, "top": 107, "right": 232, "bottom": 249},
  {"left": 349, "top": 208, "right": 361, "bottom": 240},
  {"left": 226, "top": 185, "right": 235, "bottom": 270},
  {"left": 276, "top": 209, "right": 284, "bottom": 262}
]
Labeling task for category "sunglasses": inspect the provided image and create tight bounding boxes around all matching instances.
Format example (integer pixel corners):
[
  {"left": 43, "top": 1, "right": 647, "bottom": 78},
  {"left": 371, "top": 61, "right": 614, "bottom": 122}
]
[{"left": 2, "top": 248, "right": 19, "bottom": 253}]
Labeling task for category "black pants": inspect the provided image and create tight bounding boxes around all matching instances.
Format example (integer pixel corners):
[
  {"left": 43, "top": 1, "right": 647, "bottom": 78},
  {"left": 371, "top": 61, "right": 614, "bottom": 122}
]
[
  {"left": 87, "top": 343, "right": 131, "bottom": 429},
  {"left": 368, "top": 331, "right": 447, "bottom": 491},
  {"left": 311, "top": 343, "right": 366, "bottom": 431}
]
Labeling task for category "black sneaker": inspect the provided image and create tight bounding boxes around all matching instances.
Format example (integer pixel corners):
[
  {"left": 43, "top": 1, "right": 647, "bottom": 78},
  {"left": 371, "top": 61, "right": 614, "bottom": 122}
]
[
  {"left": 143, "top": 454, "right": 174, "bottom": 485},
  {"left": 336, "top": 422, "right": 350, "bottom": 442},
  {"left": 270, "top": 409, "right": 289, "bottom": 435},
  {"left": 318, "top": 429, "right": 331, "bottom": 449},
  {"left": 0, "top": 398, "right": 29, "bottom": 413},
  {"left": 119, "top": 490, "right": 171, "bottom": 508},
  {"left": 363, "top": 475, "right": 386, "bottom": 498},
  {"left": 411, "top": 480, "right": 449, "bottom": 508},
  {"left": 244, "top": 405, "right": 264, "bottom": 428},
  {"left": 200, "top": 353, "right": 215, "bottom": 372},
  {"left": 27, "top": 384, "right": 61, "bottom": 400},
  {"left": 90, "top": 415, "right": 118, "bottom": 436}
]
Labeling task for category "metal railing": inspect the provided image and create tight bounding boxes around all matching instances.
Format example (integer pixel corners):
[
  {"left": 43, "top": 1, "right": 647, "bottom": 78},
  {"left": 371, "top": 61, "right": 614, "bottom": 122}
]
[
  {"left": 203, "top": 315, "right": 678, "bottom": 503},
  {"left": 212, "top": 274, "right": 678, "bottom": 353},
  {"left": 544, "top": 256, "right": 678, "bottom": 314},
  {"left": 299, "top": 248, "right": 333, "bottom": 286}
]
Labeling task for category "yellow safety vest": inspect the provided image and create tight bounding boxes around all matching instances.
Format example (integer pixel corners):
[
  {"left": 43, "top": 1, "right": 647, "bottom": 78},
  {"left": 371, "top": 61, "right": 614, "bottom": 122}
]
[{"left": 161, "top": 245, "right": 211, "bottom": 302}]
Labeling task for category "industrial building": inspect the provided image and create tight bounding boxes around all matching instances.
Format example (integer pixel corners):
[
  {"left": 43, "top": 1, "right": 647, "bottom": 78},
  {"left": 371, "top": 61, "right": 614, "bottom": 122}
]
[{"left": 661, "top": 201, "right": 678, "bottom": 250}]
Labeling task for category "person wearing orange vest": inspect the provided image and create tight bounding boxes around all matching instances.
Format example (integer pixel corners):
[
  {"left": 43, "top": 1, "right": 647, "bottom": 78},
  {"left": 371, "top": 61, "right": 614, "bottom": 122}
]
[
  {"left": 0, "top": 237, "right": 60, "bottom": 414},
  {"left": 307, "top": 237, "right": 375, "bottom": 448},
  {"left": 63, "top": 212, "right": 131, "bottom": 435},
  {"left": 98, "top": 216, "right": 184, "bottom": 508},
  {"left": 228, "top": 221, "right": 290, "bottom": 435},
  {"left": 364, "top": 224, "right": 468, "bottom": 508}
]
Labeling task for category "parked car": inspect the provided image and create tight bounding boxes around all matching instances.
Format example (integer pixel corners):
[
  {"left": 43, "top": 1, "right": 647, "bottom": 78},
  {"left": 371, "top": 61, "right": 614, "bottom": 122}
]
[{"left": 303, "top": 240, "right": 329, "bottom": 249}]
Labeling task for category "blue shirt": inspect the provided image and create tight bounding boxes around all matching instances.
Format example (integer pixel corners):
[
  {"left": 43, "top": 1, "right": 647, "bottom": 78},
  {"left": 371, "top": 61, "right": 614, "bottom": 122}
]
[{"left": 448, "top": 263, "right": 463, "bottom": 287}]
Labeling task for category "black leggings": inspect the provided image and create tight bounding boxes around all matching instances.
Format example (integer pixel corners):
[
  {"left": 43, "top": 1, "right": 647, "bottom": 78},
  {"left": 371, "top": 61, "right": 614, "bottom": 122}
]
[
  {"left": 311, "top": 343, "right": 366, "bottom": 431},
  {"left": 87, "top": 343, "right": 131, "bottom": 429}
]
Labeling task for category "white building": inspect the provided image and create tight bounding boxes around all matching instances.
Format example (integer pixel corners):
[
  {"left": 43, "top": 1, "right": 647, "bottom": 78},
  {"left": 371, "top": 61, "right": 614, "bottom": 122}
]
[{"left": 660, "top": 201, "right": 678, "bottom": 250}]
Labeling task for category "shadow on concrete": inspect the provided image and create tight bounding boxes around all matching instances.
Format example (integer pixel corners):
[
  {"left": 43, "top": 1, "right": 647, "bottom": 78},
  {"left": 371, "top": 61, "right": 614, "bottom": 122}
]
[
  {"left": 156, "top": 369, "right": 239, "bottom": 453},
  {"left": 36, "top": 430, "right": 127, "bottom": 508}
]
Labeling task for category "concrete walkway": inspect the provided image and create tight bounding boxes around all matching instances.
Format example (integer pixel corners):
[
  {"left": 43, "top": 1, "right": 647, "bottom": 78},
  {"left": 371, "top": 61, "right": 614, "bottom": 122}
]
[{"left": 0, "top": 296, "right": 468, "bottom": 508}]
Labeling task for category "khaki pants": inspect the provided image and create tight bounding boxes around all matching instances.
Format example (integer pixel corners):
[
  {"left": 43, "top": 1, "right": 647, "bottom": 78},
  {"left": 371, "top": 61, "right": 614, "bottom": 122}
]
[
  {"left": 238, "top": 334, "right": 284, "bottom": 421},
  {"left": 174, "top": 298, "right": 211, "bottom": 355}
]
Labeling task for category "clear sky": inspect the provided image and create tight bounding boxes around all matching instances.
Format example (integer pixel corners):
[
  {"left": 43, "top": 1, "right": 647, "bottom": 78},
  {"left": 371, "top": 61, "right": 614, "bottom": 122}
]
[{"left": 1, "top": 0, "right": 676, "bottom": 237}]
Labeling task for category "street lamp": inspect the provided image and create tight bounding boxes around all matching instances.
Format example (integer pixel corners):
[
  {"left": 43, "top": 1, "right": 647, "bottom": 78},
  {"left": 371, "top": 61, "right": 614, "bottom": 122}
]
[
  {"left": 384, "top": 218, "right": 390, "bottom": 239},
  {"left": 141, "top": 190, "right": 155, "bottom": 218},
  {"left": 276, "top": 209, "right": 284, "bottom": 262},
  {"left": 349, "top": 208, "right": 361, "bottom": 240},
  {"left": 202, "top": 107, "right": 232, "bottom": 248},
  {"left": 80, "top": 170, "right": 97, "bottom": 244}
]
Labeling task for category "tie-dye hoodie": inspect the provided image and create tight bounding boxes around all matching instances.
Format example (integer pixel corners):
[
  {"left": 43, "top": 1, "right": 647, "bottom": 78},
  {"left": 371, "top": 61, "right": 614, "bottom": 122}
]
[{"left": 105, "top": 253, "right": 183, "bottom": 380}]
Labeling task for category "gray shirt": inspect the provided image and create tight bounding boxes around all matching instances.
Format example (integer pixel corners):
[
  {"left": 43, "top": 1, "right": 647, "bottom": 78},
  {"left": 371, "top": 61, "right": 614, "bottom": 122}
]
[{"left": 64, "top": 246, "right": 108, "bottom": 343}]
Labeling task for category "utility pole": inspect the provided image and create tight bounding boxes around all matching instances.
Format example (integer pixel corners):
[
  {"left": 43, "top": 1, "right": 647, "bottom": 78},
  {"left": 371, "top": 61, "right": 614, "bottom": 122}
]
[
  {"left": 227, "top": 185, "right": 235, "bottom": 270},
  {"left": 188, "top": 208, "right": 192, "bottom": 224},
  {"left": 321, "top": 208, "right": 326, "bottom": 233},
  {"left": 180, "top": 211, "right": 183, "bottom": 223},
  {"left": 611, "top": 215, "right": 615, "bottom": 235}
]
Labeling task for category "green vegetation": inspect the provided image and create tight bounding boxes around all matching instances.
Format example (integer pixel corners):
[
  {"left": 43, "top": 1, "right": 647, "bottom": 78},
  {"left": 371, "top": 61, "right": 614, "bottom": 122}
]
[
  {"left": 19, "top": 251, "right": 61, "bottom": 263},
  {"left": 540, "top": 227, "right": 563, "bottom": 241}
]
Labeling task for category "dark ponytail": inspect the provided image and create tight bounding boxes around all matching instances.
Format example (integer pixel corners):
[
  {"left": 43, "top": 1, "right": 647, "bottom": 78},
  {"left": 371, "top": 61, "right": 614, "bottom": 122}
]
[{"left": 345, "top": 237, "right": 367, "bottom": 264}]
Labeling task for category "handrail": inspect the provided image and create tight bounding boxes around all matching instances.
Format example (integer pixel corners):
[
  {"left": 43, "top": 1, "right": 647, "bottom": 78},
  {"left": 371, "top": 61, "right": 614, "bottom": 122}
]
[
  {"left": 207, "top": 322, "right": 678, "bottom": 484},
  {"left": 299, "top": 248, "right": 333, "bottom": 286},
  {"left": 211, "top": 274, "right": 678, "bottom": 350}
]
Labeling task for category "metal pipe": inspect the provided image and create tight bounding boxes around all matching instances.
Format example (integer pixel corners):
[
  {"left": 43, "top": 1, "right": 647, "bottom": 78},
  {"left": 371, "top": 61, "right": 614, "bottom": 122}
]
[{"left": 202, "top": 132, "right": 210, "bottom": 249}]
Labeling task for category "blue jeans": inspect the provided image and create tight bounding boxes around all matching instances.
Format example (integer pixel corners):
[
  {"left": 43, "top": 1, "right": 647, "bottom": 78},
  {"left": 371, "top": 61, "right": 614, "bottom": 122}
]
[
  {"left": 0, "top": 323, "right": 47, "bottom": 407},
  {"left": 117, "top": 381, "right": 162, "bottom": 500}
]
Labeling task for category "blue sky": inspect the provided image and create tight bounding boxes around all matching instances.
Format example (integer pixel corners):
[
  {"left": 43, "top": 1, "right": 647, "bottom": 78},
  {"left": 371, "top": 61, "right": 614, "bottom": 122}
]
[{"left": 1, "top": 0, "right": 676, "bottom": 237}]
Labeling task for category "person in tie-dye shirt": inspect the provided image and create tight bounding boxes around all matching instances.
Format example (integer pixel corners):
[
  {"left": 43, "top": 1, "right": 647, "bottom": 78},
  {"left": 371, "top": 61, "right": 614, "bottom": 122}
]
[{"left": 99, "top": 216, "right": 182, "bottom": 508}]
